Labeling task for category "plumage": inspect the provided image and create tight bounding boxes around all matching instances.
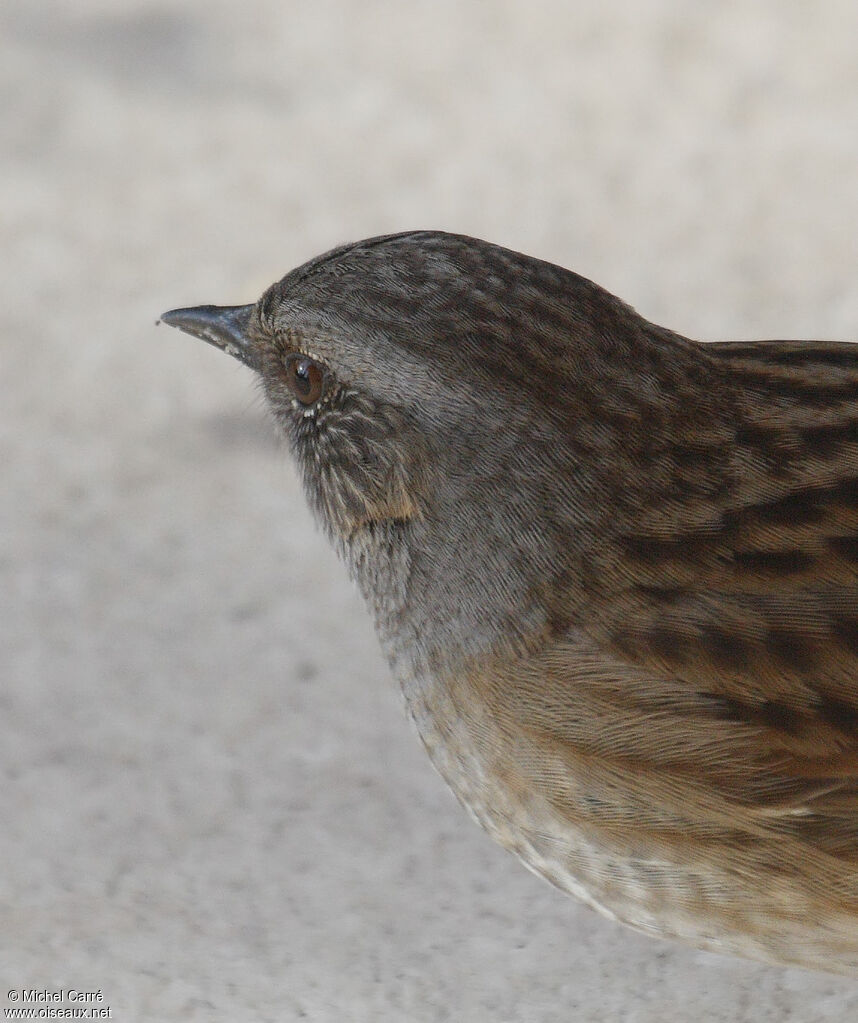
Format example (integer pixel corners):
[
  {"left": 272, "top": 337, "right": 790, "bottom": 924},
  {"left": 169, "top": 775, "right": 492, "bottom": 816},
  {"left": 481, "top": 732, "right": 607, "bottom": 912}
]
[{"left": 162, "top": 230, "right": 858, "bottom": 972}]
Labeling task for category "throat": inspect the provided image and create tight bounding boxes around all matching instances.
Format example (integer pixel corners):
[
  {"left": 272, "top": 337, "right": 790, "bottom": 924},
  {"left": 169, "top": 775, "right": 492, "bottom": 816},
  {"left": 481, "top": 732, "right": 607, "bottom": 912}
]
[{"left": 341, "top": 511, "right": 559, "bottom": 691}]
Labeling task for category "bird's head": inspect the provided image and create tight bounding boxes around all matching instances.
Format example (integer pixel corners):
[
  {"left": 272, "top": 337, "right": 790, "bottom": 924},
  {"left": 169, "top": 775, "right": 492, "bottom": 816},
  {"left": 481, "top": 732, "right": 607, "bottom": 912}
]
[
  {"left": 163, "top": 233, "right": 599, "bottom": 539},
  {"left": 161, "top": 230, "right": 706, "bottom": 671}
]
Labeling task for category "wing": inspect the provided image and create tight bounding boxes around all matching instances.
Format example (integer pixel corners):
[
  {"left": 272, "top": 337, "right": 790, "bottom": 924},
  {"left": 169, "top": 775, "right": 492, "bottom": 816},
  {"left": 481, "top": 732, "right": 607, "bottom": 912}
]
[{"left": 545, "top": 337, "right": 858, "bottom": 866}]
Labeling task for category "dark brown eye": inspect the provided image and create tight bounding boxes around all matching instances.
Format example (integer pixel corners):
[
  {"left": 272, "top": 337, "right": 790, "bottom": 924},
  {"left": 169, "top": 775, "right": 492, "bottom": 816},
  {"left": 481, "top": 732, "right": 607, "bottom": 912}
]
[{"left": 285, "top": 354, "right": 325, "bottom": 406}]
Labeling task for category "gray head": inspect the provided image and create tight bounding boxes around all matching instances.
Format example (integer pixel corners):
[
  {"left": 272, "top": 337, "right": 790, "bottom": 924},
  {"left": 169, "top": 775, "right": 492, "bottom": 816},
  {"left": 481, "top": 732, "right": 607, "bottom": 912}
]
[{"left": 161, "top": 230, "right": 709, "bottom": 677}]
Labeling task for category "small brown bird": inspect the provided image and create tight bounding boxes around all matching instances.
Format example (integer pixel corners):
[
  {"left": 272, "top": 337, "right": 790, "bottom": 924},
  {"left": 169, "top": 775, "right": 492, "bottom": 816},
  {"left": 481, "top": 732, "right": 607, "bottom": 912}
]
[{"left": 162, "top": 231, "right": 858, "bottom": 973}]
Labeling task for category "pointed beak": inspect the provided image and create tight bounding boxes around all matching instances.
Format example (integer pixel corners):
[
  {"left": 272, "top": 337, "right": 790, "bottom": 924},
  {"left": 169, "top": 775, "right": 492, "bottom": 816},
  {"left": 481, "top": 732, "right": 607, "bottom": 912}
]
[{"left": 159, "top": 304, "right": 258, "bottom": 371}]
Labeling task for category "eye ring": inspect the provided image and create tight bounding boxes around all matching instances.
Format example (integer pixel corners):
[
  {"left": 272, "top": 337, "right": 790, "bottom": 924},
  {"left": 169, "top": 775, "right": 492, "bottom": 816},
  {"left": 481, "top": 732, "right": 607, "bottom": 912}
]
[{"left": 284, "top": 354, "right": 326, "bottom": 406}]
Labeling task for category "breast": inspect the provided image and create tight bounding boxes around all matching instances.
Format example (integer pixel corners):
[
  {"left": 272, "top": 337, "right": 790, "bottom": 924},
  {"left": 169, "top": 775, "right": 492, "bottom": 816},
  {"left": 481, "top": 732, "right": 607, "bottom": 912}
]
[{"left": 394, "top": 635, "right": 858, "bottom": 974}]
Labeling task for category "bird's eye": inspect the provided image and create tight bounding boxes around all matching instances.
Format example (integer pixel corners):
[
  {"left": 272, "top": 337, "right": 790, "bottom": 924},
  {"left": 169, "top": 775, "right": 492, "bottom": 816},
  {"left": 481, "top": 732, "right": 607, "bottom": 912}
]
[{"left": 285, "top": 354, "right": 325, "bottom": 406}]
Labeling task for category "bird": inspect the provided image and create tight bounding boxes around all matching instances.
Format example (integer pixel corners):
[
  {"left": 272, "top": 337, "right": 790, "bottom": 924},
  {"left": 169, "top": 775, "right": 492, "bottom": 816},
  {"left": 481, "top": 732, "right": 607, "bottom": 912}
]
[{"left": 161, "top": 230, "right": 858, "bottom": 973}]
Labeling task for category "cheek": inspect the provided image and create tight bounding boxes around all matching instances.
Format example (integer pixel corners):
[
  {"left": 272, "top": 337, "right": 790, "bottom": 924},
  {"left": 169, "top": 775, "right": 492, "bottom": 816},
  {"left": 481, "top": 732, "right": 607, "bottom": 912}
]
[{"left": 291, "top": 401, "right": 423, "bottom": 536}]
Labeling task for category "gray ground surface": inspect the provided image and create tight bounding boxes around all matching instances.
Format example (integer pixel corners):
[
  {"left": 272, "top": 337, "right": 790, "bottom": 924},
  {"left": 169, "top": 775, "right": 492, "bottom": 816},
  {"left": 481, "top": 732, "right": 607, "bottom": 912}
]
[{"left": 4, "top": 2, "right": 858, "bottom": 1020}]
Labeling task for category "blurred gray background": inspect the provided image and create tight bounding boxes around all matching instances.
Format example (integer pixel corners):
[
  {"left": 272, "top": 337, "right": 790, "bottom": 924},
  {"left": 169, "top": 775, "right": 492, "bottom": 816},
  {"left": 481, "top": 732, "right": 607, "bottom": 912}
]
[{"left": 3, "top": 2, "right": 858, "bottom": 1020}]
